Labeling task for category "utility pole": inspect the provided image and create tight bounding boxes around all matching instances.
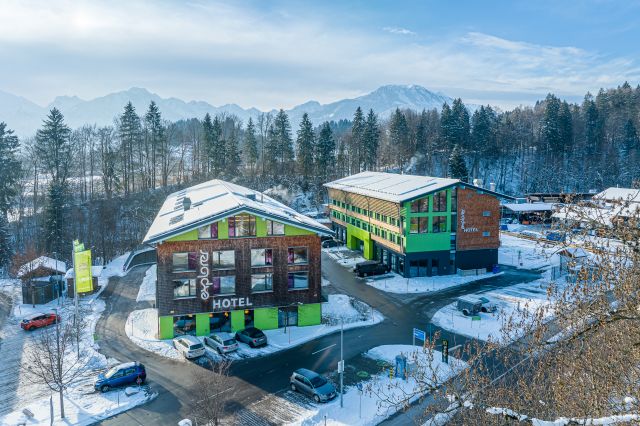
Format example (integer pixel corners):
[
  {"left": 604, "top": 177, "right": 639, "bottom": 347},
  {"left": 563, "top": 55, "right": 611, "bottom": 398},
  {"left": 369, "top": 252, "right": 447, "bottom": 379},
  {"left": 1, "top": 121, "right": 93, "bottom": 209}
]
[{"left": 340, "top": 317, "right": 344, "bottom": 408}]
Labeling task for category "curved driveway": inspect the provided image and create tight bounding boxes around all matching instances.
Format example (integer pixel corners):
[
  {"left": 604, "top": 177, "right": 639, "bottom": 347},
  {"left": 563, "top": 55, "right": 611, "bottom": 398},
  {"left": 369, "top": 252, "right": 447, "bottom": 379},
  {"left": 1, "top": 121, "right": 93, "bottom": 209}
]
[{"left": 99, "top": 254, "right": 541, "bottom": 425}]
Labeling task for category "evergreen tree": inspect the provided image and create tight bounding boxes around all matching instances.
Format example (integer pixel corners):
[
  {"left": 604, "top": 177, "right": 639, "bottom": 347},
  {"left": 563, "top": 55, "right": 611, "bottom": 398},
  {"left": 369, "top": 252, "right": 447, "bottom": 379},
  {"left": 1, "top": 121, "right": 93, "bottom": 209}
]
[
  {"left": 448, "top": 145, "right": 469, "bottom": 182},
  {"left": 36, "top": 108, "right": 72, "bottom": 185},
  {"left": 541, "top": 94, "right": 563, "bottom": 155},
  {"left": 210, "top": 116, "right": 225, "bottom": 176},
  {"left": 316, "top": 122, "right": 336, "bottom": 183},
  {"left": 224, "top": 126, "right": 241, "bottom": 177},
  {"left": 118, "top": 102, "right": 142, "bottom": 193},
  {"left": 144, "top": 101, "right": 166, "bottom": 187},
  {"left": 0, "top": 122, "right": 21, "bottom": 216},
  {"left": 558, "top": 101, "right": 573, "bottom": 155},
  {"left": 43, "top": 181, "right": 69, "bottom": 256},
  {"left": 336, "top": 138, "right": 348, "bottom": 178},
  {"left": 296, "top": 113, "right": 315, "bottom": 183},
  {"left": 363, "top": 109, "right": 380, "bottom": 170},
  {"left": 415, "top": 110, "right": 429, "bottom": 155},
  {"left": 0, "top": 213, "right": 11, "bottom": 270},
  {"left": 244, "top": 118, "right": 259, "bottom": 176},
  {"left": 583, "top": 95, "right": 602, "bottom": 157},
  {"left": 451, "top": 98, "right": 471, "bottom": 149},
  {"left": 273, "top": 109, "right": 294, "bottom": 176},
  {"left": 439, "top": 102, "right": 454, "bottom": 150},
  {"left": 389, "top": 108, "right": 410, "bottom": 170},
  {"left": 202, "top": 113, "right": 214, "bottom": 176},
  {"left": 622, "top": 119, "right": 638, "bottom": 156},
  {"left": 350, "top": 107, "right": 365, "bottom": 173},
  {"left": 263, "top": 125, "right": 279, "bottom": 177}
]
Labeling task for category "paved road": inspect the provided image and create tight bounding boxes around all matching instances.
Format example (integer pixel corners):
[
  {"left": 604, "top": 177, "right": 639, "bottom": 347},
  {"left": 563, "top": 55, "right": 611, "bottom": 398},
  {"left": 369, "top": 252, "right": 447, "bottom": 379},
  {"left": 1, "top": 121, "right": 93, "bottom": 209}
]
[{"left": 99, "top": 253, "right": 541, "bottom": 425}]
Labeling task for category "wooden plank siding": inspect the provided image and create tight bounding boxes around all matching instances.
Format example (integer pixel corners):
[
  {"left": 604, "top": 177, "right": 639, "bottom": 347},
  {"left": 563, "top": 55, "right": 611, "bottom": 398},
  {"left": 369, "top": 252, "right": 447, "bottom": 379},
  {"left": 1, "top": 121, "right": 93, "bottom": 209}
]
[
  {"left": 330, "top": 204, "right": 402, "bottom": 235},
  {"left": 327, "top": 189, "right": 402, "bottom": 219}
]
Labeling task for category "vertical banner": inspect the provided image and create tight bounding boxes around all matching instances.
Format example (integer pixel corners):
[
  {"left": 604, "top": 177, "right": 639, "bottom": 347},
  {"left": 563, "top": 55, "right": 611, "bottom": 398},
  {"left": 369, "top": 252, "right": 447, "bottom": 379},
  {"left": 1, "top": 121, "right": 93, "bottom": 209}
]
[{"left": 74, "top": 249, "right": 93, "bottom": 293}]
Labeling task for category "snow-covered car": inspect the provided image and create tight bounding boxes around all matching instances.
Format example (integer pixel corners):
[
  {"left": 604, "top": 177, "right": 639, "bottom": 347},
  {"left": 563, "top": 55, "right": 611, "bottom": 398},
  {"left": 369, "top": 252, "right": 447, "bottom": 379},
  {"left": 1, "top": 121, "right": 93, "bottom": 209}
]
[
  {"left": 204, "top": 332, "right": 239, "bottom": 354},
  {"left": 173, "top": 335, "right": 205, "bottom": 359},
  {"left": 477, "top": 297, "right": 498, "bottom": 313},
  {"left": 456, "top": 296, "right": 482, "bottom": 316}
]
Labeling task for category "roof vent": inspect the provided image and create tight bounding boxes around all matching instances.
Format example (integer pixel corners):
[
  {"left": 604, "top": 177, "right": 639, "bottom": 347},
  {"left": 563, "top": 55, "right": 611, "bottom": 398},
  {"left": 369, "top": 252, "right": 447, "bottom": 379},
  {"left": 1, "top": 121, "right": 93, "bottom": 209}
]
[{"left": 183, "top": 197, "right": 192, "bottom": 211}]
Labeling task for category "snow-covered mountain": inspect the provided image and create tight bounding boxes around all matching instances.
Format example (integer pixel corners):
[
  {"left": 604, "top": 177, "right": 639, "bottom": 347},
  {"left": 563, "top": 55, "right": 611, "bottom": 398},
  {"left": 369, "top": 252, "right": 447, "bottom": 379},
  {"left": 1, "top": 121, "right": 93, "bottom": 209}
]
[{"left": 0, "top": 85, "right": 454, "bottom": 137}]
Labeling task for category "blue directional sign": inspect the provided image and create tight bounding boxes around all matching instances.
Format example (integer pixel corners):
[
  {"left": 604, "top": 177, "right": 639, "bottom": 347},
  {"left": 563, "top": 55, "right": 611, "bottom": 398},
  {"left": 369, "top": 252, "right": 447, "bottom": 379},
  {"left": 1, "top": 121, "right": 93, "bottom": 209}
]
[{"left": 413, "top": 328, "right": 426, "bottom": 341}]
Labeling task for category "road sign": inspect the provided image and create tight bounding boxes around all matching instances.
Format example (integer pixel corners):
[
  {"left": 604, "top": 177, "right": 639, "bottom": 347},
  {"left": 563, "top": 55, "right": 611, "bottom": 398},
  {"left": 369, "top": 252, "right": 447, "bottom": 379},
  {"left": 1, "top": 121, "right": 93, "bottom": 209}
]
[
  {"left": 472, "top": 315, "right": 481, "bottom": 321},
  {"left": 442, "top": 339, "right": 449, "bottom": 364},
  {"left": 338, "top": 360, "right": 344, "bottom": 373},
  {"left": 413, "top": 328, "right": 426, "bottom": 341}
]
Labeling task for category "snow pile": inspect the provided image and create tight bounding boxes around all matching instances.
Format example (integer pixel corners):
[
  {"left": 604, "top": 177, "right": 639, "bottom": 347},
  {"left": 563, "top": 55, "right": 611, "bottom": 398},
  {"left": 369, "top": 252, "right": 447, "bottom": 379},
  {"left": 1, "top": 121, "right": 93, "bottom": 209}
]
[
  {"left": 322, "top": 294, "right": 376, "bottom": 325},
  {"left": 323, "top": 246, "right": 368, "bottom": 268},
  {"left": 366, "top": 271, "right": 503, "bottom": 294},
  {"left": 290, "top": 345, "right": 467, "bottom": 426},
  {"left": 136, "top": 265, "right": 156, "bottom": 302},
  {"left": 125, "top": 308, "right": 183, "bottom": 360},
  {"left": 100, "top": 252, "right": 131, "bottom": 282}
]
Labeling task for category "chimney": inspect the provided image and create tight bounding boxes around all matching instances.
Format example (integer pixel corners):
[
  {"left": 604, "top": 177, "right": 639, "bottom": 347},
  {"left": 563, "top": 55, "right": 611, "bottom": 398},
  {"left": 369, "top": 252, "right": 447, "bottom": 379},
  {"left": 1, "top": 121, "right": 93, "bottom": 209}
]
[
  {"left": 489, "top": 182, "right": 496, "bottom": 192},
  {"left": 183, "top": 197, "right": 191, "bottom": 211},
  {"left": 473, "top": 178, "right": 483, "bottom": 188}
]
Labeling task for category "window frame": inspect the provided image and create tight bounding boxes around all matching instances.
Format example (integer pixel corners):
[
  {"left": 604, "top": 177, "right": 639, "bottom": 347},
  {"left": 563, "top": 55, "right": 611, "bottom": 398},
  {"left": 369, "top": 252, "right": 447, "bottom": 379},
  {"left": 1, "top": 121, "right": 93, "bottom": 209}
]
[
  {"left": 211, "top": 250, "right": 235, "bottom": 270},
  {"left": 173, "top": 278, "right": 197, "bottom": 299},
  {"left": 172, "top": 252, "right": 197, "bottom": 273},
  {"left": 287, "top": 247, "right": 308, "bottom": 265},
  {"left": 287, "top": 271, "right": 309, "bottom": 290},
  {"left": 251, "top": 273, "right": 274, "bottom": 293}
]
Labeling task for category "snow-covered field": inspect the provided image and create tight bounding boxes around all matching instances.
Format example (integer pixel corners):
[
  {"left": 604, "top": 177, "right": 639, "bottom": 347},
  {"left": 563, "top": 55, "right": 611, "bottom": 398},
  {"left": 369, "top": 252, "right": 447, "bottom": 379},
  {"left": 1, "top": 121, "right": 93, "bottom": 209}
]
[
  {"left": 125, "top": 294, "right": 383, "bottom": 361},
  {"left": 136, "top": 264, "right": 156, "bottom": 302},
  {"left": 290, "top": 345, "right": 467, "bottom": 426},
  {"left": 499, "top": 233, "right": 559, "bottom": 269},
  {"left": 365, "top": 271, "right": 503, "bottom": 294},
  {"left": 323, "top": 246, "right": 368, "bottom": 268}
]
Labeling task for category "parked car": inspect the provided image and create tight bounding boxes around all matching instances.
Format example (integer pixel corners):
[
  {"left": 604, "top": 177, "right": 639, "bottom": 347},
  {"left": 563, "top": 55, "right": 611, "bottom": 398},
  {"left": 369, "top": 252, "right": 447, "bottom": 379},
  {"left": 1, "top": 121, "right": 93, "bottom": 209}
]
[
  {"left": 321, "top": 239, "right": 340, "bottom": 248},
  {"left": 95, "top": 362, "right": 146, "bottom": 392},
  {"left": 354, "top": 260, "right": 389, "bottom": 277},
  {"left": 477, "top": 296, "right": 498, "bottom": 313},
  {"left": 320, "top": 235, "right": 335, "bottom": 242},
  {"left": 20, "top": 312, "right": 60, "bottom": 331},
  {"left": 290, "top": 368, "right": 337, "bottom": 403},
  {"left": 204, "top": 332, "right": 239, "bottom": 354},
  {"left": 235, "top": 327, "right": 268, "bottom": 348},
  {"left": 173, "top": 335, "right": 206, "bottom": 359},
  {"left": 456, "top": 296, "right": 483, "bottom": 316}
]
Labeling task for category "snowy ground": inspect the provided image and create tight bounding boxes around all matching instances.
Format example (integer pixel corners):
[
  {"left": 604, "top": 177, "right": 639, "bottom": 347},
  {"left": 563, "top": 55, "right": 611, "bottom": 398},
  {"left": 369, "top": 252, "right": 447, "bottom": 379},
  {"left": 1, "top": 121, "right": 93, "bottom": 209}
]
[
  {"left": 365, "top": 271, "right": 503, "bottom": 295},
  {"left": 125, "top": 294, "right": 383, "bottom": 361},
  {"left": 0, "top": 252, "right": 156, "bottom": 424},
  {"left": 136, "top": 264, "right": 156, "bottom": 303},
  {"left": 323, "top": 246, "right": 368, "bottom": 268},
  {"left": 289, "top": 345, "right": 467, "bottom": 426},
  {"left": 499, "top": 233, "right": 559, "bottom": 270}
]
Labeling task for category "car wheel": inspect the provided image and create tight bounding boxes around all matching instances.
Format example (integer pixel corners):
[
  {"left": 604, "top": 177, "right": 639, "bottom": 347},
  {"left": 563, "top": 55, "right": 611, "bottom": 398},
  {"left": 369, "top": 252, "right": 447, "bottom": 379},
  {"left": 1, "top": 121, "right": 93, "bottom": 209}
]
[
  {"left": 101, "top": 385, "right": 110, "bottom": 393},
  {"left": 462, "top": 309, "right": 469, "bottom": 316},
  {"left": 481, "top": 307, "right": 488, "bottom": 313},
  {"left": 217, "top": 348, "right": 223, "bottom": 355},
  {"left": 314, "top": 395, "right": 321, "bottom": 403},
  {"left": 291, "top": 384, "right": 297, "bottom": 392},
  {"left": 136, "top": 377, "right": 143, "bottom": 385}
]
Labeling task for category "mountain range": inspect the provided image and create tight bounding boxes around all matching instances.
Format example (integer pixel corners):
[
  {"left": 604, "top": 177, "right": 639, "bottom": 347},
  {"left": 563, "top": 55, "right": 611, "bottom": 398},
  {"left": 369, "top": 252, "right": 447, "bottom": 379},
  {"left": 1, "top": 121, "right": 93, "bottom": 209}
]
[{"left": 0, "top": 84, "right": 454, "bottom": 137}]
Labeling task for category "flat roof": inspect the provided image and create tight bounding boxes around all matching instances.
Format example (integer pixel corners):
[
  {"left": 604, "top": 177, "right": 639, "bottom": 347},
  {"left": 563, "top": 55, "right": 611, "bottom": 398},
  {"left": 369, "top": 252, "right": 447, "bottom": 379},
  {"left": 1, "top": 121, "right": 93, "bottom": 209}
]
[
  {"left": 324, "top": 171, "right": 513, "bottom": 203},
  {"left": 502, "top": 203, "right": 555, "bottom": 212}
]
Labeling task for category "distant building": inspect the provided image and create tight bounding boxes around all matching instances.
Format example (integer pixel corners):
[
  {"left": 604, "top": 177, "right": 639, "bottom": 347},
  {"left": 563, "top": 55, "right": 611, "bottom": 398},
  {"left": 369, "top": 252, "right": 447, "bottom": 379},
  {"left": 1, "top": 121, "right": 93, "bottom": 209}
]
[
  {"left": 553, "top": 187, "right": 640, "bottom": 228},
  {"left": 324, "top": 172, "right": 514, "bottom": 277},
  {"left": 143, "top": 179, "right": 332, "bottom": 339},
  {"left": 17, "top": 256, "right": 67, "bottom": 305}
]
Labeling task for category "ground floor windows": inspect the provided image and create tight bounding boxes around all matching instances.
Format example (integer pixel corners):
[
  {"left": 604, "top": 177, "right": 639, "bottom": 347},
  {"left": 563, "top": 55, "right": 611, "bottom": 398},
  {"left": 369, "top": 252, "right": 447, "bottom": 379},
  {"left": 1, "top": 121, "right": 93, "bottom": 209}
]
[
  {"left": 173, "top": 278, "right": 196, "bottom": 298},
  {"left": 244, "top": 309, "right": 254, "bottom": 328},
  {"left": 173, "top": 315, "right": 196, "bottom": 336},
  {"left": 288, "top": 271, "right": 309, "bottom": 290},
  {"left": 211, "top": 275, "right": 235, "bottom": 295},
  {"left": 209, "top": 312, "right": 231, "bottom": 332},
  {"left": 251, "top": 273, "right": 273, "bottom": 292},
  {"left": 278, "top": 307, "right": 298, "bottom": 327}
]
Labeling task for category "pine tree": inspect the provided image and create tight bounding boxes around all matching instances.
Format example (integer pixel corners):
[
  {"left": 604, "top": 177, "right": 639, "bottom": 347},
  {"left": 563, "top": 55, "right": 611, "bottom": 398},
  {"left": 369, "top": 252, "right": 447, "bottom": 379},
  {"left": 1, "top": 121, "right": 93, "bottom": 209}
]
[
  {"left": 350, "top": 107, "right": 365, "bottom": 173},
  {"left": 0, "top": 213, "right": 11, "bottom": 270},
  {"left": 118, "top": 102, "right": 142, "bottom": 193},
  {"left": 316, "top": 122, "right": 336, "bottom": 183},
  {"left": 622, "top": 119, "right": 638, "bottom": 156},
  {"left": 263, "top": 125, "right": 279, "bottom": 177},
  {"left": 448, "top": 145, "right": 469, "bottom": 182},
  {"left": 273, "top": 109, "right": 294, "bottom": 176},
  {"left": 210, "top": 116, "right": 225, "bottom": 176},
  {"left": 224, "top": 126, "right": 241, "bottom": 177},
  {"left": 202, "top": 113, "right": 214, "bottom": 177},
  {"left": 36, "top": 108, "right": 72, "bottom": 185},
  {"left": 244, "top": 118, "right": 259, "bottom": 176},
  {"left": 144, "top": 101, "right": 166, "bottom": 187},
  {"left": 389, "top": 108, "right": 410, "bottom": 170},
  {"left": 0, "top": 122, "right": 21, "bottom": 216},
  {"left": 44, "top": 181, "right": 69, "bottom": 256},
  {"left": 363, "top": 109, "right": 380, "bottom": 170},
  {"left": 541, "top": 94, "right": 562, "bottom": 155},
  {"left": 558, "top": 101, "right": 573, "bottom": 155},
  {"left": 296, "top": 113, "right": 315, "bottom": 184}
]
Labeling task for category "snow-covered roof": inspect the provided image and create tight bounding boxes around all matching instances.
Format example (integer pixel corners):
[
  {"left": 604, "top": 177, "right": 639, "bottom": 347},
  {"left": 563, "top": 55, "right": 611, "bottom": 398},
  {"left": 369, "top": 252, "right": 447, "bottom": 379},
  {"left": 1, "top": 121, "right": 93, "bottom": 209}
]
[
  {"left": 64, "top": 266, "right": 103, "bottom": 279},
  {"left": 143, "top": 179, "right": 333, "bottom": 244},
  {"left": 324, "top": 171, "right": 513, "bottom": 203},
  {"left": 552, "top": 206, "right": 614, "bottom": 227},
  {"left": 594, "top": 187, "right": 640, "bottom": 203},
  {"left": 557, "top": 247, "right": 588, "bottom": 258},
  {"left": 502, "top": 203, "right": 555, "bottom": 213},
  {"left": 17, "top": 256, "right": 67, "bottom": 278}
]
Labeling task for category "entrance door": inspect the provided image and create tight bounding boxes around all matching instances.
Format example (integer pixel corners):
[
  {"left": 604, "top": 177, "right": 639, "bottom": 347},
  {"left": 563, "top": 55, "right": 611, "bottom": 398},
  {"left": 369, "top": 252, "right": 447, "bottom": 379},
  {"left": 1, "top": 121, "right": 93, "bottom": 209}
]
[{"left": 244, "top": 310, "right": 254, "bottom": 328}]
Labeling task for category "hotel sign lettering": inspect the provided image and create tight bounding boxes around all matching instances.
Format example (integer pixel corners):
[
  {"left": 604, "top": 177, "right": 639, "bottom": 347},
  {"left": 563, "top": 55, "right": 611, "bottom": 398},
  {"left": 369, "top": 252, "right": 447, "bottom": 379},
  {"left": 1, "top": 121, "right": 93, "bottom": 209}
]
[
  {"left": 198, "top": 249, "right": 211, "bottom": 301},
  {"left": 460, "top": 209, "right": 479, "bottom": 233},
  {"left": 212, "top": 297, "right": 253, "bottom": 310}
]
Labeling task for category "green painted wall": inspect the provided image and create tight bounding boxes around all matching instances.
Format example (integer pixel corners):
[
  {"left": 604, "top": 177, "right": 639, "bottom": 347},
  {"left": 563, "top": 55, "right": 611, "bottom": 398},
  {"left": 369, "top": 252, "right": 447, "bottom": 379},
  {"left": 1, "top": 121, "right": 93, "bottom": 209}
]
[
  {"left": 159, "top": 316, "right": 174, "bottom": 339},
  {"left": 195, "top": 314, "right": 210, "bottom": 336},
  {"left": 401, "top": 188, "right": 454, "bottom": 253},
  {"left": 284, "top": 224, "right": 315, "bottom": 236},
  {"left": 298, "top": 303, "right": 321, "bottom": 326},
  {"left": 346, "top": 224, "right": 374, "bottom": 259},
  {"left": 254, "top": 307, "right": 279, "bottom": 330},
  {"left": 218, "top": 220, "right": 229, "bottom": 239},
  {"left": 256, "top": 217, "right": 267, "bottom": 237},
  {"left": 167, "top": 229, "right": 198, "bottom": 242},
  {"left": 230, "top": 310, "right": 245, "bottom": 331}
]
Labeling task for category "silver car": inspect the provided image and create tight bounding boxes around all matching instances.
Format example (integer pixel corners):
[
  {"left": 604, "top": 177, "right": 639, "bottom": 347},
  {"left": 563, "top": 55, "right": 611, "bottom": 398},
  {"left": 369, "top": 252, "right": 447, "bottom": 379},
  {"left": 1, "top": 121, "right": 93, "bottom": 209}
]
[
  {"left": 204, "top": 332, "right": 239, "bottom": 354},
  {"left": 290, "top": 368, "right": 337, "bottom": 403},
  {"left": 172, "top": 335, "right": 206, "bottom": 359}
]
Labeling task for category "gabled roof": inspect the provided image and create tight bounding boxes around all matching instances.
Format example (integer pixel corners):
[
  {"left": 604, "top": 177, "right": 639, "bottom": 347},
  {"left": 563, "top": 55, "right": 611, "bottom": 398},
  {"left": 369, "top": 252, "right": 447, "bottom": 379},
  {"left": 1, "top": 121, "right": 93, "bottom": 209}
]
[
  {"left": 17, "top": 256, "right": 67, "bottom": 278},
  {"left": 143, "top": 179, "right": 332, "bottom": 244},
  {"left": 594, "top": 187, "right": 640, "bottom": 203},
  {"left": 324, "top": 171, "right": 514, "bottom": 203}
]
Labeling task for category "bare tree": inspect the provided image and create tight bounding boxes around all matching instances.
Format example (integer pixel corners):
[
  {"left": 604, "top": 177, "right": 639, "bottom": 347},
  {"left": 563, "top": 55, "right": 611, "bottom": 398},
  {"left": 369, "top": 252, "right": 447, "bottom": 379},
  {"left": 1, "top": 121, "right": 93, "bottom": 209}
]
[{"left": 189, "top": 359, "right": 235, "bottom": 426}]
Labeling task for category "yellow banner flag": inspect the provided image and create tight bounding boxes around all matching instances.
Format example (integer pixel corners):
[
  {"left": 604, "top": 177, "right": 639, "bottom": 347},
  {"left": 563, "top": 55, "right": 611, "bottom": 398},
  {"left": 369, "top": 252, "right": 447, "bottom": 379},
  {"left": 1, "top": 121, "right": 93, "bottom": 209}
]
[{"left": 74, "top": 249, "right": 93, "bottom": 293}]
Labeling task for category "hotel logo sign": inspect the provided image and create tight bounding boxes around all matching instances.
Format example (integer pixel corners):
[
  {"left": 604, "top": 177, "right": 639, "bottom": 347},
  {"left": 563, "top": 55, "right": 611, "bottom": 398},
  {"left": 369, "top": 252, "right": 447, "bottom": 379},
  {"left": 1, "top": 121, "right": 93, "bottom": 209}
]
[
  {"left": 460, "top": 209, "right": 479, "bottom": 233},
  {"left": 198, "top": 249, "right": 211, "bottom": 301},
  {"left": 212, "top": 297, "right": 253, "bottom": 310}
]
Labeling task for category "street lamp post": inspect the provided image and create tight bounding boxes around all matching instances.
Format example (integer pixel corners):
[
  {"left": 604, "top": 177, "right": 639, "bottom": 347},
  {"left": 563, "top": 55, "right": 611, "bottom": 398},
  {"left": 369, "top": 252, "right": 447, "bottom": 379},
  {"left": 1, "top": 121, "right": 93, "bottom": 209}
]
[{"left": 340, "top": 317, "right": 344, "bottom": 408}]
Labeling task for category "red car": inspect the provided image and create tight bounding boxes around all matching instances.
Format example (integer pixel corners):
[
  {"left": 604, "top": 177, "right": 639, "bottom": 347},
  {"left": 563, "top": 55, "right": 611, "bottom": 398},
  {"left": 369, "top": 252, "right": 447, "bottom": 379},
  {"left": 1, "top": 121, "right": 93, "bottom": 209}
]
[{"left": 20, "top": 312, "right": 60, "bottom": 331}]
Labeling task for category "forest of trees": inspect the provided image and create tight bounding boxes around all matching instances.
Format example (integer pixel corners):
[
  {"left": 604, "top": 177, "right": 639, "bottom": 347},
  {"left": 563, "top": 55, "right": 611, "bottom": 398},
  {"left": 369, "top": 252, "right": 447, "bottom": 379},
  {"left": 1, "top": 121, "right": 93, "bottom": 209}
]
[{"left": 0, "top": 82, "right": 639, "bottom": 267}]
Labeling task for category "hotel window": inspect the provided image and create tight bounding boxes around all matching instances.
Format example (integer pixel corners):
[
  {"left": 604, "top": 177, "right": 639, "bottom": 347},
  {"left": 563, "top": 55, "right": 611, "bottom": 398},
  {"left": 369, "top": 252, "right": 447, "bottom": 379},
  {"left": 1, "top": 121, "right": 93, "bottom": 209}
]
[
  {"left": 251, "top": 273, "right": 273, "bottom": 292},
  {"left": 288, "top": 247, "right": 308, "bottom": 264},
  {"left": 172, "top": 252, "right": 197, "bottom": 272},
  {"left": 483, "top": 211, "right": 491, "bottom": 217},
  {"left": 410, "top": 218, "right": 428, "bottom": 234},
  {"left": 410, "top": 197, "right": 429, "bottom": 213},
  {"left": 198, "top": 223, "right": 218, "bottom": 239},
  {"left": 173, "top": 278, "right": 196, "bottom": 298},
  {"left": 432, "top": 216, "right": 447, "bottom": 233},
  {"left": 228, "top": 214, "right": 256, "bottom": 237},
  {"left": 173, "top": 315, "right": 196, "bottom": 336},
  {"left": 451, "top": 188, "right": 457, "bottom": 211},
  {"left": 433, "top": 191, "right": 447, "bottom": 212},
  {"left": 211, "top": 250, "right": 235, "bottom": 269},
  {"left": 288, "top": 272, "right": 309, "bottom": 290},
  {"left": 211, "top": 276, "right": 235, "bottom": 295},
  {"left": 266, "top": 220, "right": 285, "bottom": 235},
  {"left": 251, "top": 248, "right": 273, "bottom": 267},
  {"left": 483, "top": 231, "right": 491, "bottom": 237}
]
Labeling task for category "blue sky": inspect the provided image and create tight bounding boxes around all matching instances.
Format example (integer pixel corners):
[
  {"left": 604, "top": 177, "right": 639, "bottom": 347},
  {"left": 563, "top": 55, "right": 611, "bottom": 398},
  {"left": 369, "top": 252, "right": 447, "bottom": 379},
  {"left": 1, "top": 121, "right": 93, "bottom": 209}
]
[{"left": 1, "top": 0, "right": 639, "bottom": 109}]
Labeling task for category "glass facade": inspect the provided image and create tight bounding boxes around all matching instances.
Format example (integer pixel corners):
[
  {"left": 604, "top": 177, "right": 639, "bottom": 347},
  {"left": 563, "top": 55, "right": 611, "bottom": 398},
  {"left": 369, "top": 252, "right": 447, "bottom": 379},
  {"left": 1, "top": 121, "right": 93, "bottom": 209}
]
[{"left": 228, "top": 214, "right": 256, "bottom": 237}]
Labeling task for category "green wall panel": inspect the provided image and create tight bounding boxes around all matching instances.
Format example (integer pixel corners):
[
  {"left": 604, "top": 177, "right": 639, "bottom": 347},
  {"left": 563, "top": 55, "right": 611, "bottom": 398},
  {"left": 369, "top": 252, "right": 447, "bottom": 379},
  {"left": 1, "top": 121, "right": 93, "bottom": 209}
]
[
  {"left": 285, "top": 224, "right": 315, "bottom": 236},
  {"left": 195, "top": 313, "right": 210, "bottom": 336},
  {"left": 256, "top": 217, "right": 267, "bottom": 237},
  {"left": 404, "top": 232, "right": 450, "bottom": 252},
  {"left": 218, "top": 220, "right": 229, "bottom": 239},
  {"left": 167, "top": 229, "right": 198, "bottom": 242},
  {"left": 346, "top": 224, "right": 374, "bottom": 259},
  {"left": 231, "top": 310, "right": 245, "bottom": 331},
  {"left": 298, "top": 303, "right": 321, "bottom": 326},
  {"left": 159, "top": 315, "right": 174, "bottom": 340},
  {"left": 254, "top": 307, "right": 279, "bottom": 330}
]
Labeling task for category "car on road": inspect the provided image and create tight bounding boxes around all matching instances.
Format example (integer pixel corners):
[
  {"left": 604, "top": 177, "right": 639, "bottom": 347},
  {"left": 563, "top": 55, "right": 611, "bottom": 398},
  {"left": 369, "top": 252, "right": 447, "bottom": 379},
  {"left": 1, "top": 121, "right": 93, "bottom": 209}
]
[
  {"left": 290, "top": 368, "right": 337, "bottom": 403},
  {"left": 204, "top": 332, "right": 239, "bottom": 354},
  {"left": 95, "top": 362, "right": 146, "bottom": 392},
  {"left": 456, "top": 296, "right": 483, "bottom": 316},
  {"left": 354, "top": 260, "right": 389, "bottom": 277},
  {"left": 321, "top": 239, "right": 340, "bottom": 249},
  {"left": 173, "top": 335, "right": 206, "bottom": 359},
  {"left": 477, "top": 296, "right": 498, "bottom": 313},
  {"left": 20, "top": 312, "right": 60, "bottom": 331},
  {"left": 235, "top": 327, "right": 267, "bottom": 348}
]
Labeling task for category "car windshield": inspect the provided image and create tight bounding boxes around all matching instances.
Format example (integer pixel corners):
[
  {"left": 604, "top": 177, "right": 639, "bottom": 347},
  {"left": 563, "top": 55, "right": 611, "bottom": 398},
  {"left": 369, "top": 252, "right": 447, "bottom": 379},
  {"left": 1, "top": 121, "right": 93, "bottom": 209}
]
[
  {"left": 248, "top": 329, "right": 263, "bottom": 337},
  {"left": 104, "top": 366, "right": 120, "bottom": 378},
  {"left": 190, "top": 343, "right": 204, "bottom": 350},
  {"left": 223, "top": 339, "right": 236, "bottom": 345},
  {"left": 309, "top": 375, "right": 327, "bottom": 388}
]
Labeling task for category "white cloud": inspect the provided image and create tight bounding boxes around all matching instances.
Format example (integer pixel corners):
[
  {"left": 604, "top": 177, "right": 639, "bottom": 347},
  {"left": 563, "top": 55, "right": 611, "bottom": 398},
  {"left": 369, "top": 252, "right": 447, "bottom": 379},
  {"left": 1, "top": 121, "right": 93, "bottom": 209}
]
[{"left": 383, "top": 26, "right": 417, "bottom": 36}]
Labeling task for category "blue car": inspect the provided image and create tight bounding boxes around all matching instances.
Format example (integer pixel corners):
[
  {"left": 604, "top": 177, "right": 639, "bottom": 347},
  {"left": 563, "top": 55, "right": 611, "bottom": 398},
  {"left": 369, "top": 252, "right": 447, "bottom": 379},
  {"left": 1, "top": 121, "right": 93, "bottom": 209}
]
[{"left": 95, "top": 362, "right": 146, "bottom": 392}]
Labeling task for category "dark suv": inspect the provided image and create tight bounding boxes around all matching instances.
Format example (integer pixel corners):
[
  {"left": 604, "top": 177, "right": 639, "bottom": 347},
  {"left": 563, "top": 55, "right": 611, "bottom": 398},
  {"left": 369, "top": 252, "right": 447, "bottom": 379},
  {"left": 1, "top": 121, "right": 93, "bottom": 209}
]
[
  {"left": 355, "top": 260, "right": 389, "bottom": 277},
  {"left": 95, "top": 362, "right": 146, "bottom": 392},
  {"left": 20, "top": 312, "right": 60, "bottom": 331},
  {"left": 235, "top": 327, "right": 267, "bottom": 348},
  {"left": 290, "top": 368, "right": 337, "bottom": 403}
]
